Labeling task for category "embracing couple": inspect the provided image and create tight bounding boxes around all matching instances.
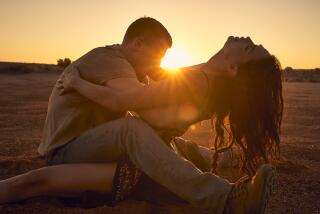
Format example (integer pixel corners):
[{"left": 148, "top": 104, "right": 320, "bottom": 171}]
[{"left": 0, "top": 17, "right": 283, "bottom": 214}]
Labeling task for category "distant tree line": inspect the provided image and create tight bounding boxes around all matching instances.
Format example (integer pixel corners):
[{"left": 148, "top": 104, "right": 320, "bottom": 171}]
[
  {"left": 283, "top": 66, "right": 320, "bottom": 82},
  {"left": 284, "top": 66, "right": 320, "bottom": 72}
]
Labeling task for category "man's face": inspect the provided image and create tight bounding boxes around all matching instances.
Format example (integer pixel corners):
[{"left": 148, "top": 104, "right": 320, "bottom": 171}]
[
  {"left": 209, "top": 36, "right": 270, "bottom": 74},
  {"left": 131, "top": 37, "right": 169, "bottom": 79}
]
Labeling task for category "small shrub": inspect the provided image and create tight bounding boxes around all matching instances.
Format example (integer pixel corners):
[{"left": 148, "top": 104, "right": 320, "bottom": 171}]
[{"left": 57, "top": 58, "right": 71, "bottom": 69}]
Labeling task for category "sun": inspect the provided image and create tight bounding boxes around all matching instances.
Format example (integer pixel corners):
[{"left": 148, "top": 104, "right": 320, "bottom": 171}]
[{"left": 160, "top": 47, "right": 195, "bottom": 72}]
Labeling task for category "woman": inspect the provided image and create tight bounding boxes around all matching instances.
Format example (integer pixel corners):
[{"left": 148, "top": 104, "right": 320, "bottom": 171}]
[{"left": 0, "top": 37, "right": 283, "bottom": 210}]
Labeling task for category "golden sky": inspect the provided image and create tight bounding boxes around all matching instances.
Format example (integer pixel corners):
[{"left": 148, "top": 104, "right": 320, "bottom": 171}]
[{"left": 0, "top": 0, "right": 319, "bottom": 68}]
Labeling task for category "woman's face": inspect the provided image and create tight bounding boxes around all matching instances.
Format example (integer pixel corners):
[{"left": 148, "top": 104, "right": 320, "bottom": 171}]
[
  {"left": 223, "top": 36, "right": 270, "bottom": 64},
  {"left": 209, "top": 36, "right": 270, "bottom": 74}
]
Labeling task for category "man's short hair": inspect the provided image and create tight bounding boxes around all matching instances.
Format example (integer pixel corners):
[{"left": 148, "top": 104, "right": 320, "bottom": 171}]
[{"left": 123, "top": 17, "right": 172, "bottom": 47}]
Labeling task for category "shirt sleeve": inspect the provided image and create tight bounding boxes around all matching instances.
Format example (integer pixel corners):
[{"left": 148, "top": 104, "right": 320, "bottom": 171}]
[{"left": 76, "top": 47, "right": 137, "bottom": 85}]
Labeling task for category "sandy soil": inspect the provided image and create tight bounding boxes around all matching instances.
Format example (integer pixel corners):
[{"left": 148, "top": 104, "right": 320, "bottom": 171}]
[{"left": 0, "top": 72, "right": 319, "bottom": 213}]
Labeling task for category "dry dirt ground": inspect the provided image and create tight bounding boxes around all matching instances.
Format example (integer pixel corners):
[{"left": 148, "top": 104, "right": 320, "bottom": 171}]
[{"left": 0, "top": 72, "right": 319, "bottom": 213}]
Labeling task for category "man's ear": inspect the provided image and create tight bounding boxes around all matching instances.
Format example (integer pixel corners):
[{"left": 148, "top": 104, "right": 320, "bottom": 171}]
[
  {"left": 132, "top": 37, "right": 145, "bottom": 51},
  {"left": 228, "top": 64, "right": 238, "bottom": 77}
]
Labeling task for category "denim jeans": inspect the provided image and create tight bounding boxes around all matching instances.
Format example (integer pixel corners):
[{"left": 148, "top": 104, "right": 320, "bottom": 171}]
[{"left": 47, "top": 117, "right": 232, "bottom": 213}]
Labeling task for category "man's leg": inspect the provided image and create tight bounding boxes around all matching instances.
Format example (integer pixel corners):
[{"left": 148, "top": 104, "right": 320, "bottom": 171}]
[
  {"left": 47, "top": 119, "right": 128, "bottom": 165},
  {"left": 121, "top": 118, "right": 232, "bottom": 212},
  {"left": 113, "top": 119, "right": 275, "bottom": 214},
  {"left": 48, "top": 117, "right": 232, "bottom": 213}
]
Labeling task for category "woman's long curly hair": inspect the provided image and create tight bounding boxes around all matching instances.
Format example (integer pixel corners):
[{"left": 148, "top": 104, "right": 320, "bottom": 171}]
[{"left": 207, "top": 55, "right": 283, "bottom": 176}]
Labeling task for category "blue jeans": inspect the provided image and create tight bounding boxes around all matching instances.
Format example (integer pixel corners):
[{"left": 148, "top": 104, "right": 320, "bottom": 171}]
[{"left": 47, "top": 117, "right": 232, "bottom": 213}]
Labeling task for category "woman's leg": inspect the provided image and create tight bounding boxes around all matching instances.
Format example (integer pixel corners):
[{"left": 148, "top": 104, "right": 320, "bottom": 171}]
[
  {"left": 172, "top": 137, "right": 240, "bottom": 170},
  {"left": 0, "top": 163, "right": 117, "bottom": 204},
  {"left": 172, "top": 137, "right": 212, "bottom": 171}
]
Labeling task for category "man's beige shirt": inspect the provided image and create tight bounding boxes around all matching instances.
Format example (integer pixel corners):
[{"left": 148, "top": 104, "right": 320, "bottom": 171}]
[{"left": 38, "top": 45, "right": 136, "bottom": 155}]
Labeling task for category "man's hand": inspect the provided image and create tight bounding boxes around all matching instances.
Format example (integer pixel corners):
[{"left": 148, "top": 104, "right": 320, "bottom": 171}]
[{"left": 56, "top": 66, "right": 82, "bottom": 95}]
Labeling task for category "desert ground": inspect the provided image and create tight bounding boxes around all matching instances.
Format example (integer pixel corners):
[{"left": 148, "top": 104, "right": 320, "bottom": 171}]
[{"left": 0, "top": 70, "right": 319, "bottom": 213}]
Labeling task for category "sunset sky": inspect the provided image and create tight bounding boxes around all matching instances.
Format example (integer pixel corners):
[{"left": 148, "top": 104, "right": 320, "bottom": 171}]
[{"left": 0, "top": 0, "right": 319, "bottom": 69}]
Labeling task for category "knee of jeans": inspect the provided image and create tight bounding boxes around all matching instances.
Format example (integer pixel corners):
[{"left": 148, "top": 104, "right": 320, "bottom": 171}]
[
  {"left": 126, "top": 117, "right": 148, "bottom": 128},
  {"left": 123, "top": 117, "right": 154, "bottom": 136}
]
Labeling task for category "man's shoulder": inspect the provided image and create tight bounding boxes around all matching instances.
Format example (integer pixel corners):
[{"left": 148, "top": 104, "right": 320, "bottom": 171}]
[
  {"left": 85, "top": 44, "right": 124, "bottom": 59},
  {"left": 78, "top": 44, "right": 130, "bottom": 68},
  {"left": 75, "top": 44, "right": 136, "bottom": 84}
]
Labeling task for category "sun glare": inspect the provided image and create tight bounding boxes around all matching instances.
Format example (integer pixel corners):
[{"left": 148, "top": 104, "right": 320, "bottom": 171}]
[{"left": 160, "top": 47, "right": 195, "bottom": 72}]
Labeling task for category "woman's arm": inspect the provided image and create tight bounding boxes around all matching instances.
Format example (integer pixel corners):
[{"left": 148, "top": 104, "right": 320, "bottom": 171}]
[
  {"left": 58, "top": 65, "right": 208, "bottom": 112},
  {"left": 135, "top": 102, "right": 200, "bottom": 129}
]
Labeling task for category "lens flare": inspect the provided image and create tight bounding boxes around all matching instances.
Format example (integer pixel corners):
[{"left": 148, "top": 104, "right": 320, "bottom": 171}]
[{"left": 161, "top": 47, "right": 195, "bottom": 72}]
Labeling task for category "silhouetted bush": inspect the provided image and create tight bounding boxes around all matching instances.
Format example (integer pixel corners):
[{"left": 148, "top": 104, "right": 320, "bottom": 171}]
[
  {"left": 284, "top": 67, "right": 293, "bottom": 72},
  {"left": 57, "top": 58, "right": 71, "bottom": 69}
]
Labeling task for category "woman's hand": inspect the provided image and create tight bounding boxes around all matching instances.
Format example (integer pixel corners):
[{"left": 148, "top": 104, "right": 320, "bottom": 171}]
[{"left": 56, "top": 66, "right": 82, "bottom": 95}]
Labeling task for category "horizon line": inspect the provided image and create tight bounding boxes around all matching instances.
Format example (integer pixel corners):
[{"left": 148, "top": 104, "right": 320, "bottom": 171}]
[{"left": 0, "top": 60, "right": 319, "bottom": 71}]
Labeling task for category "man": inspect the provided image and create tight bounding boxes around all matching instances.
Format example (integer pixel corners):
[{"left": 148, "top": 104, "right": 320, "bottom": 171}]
[{"left": 40, "top": 17, "right": 273, "bottom": 213}]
